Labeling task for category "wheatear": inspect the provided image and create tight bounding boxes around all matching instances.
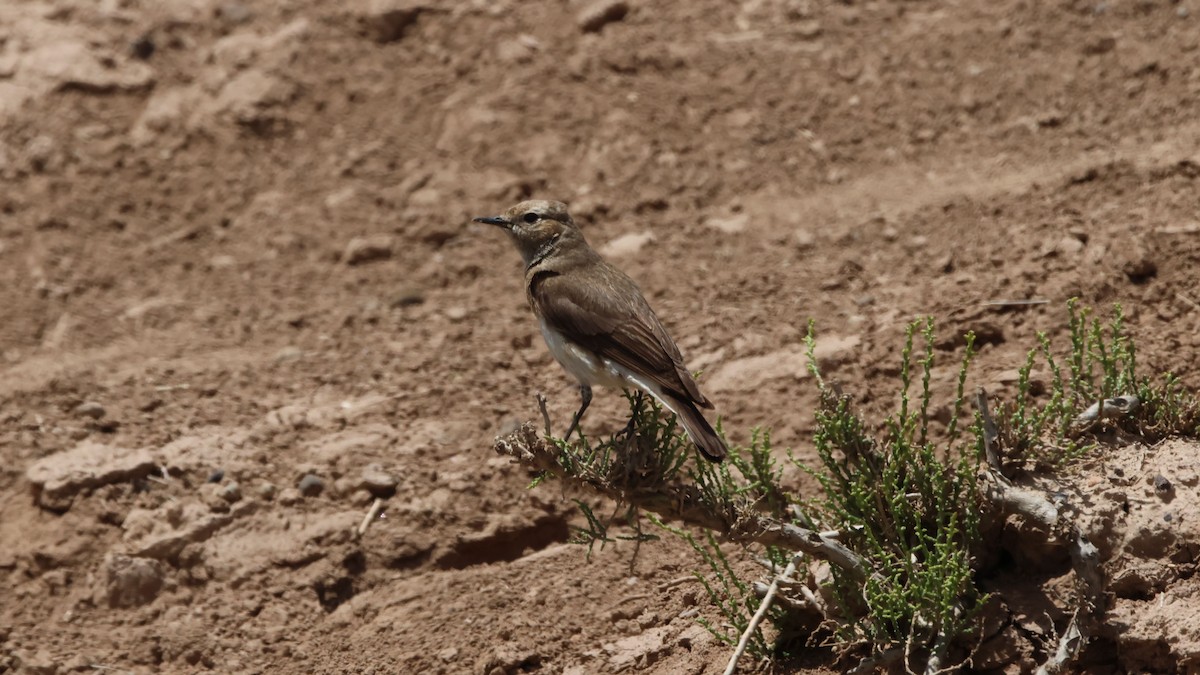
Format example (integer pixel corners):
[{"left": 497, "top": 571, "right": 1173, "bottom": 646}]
[{"left": 475, "top": 200, "right": 727, "bottom": 462}]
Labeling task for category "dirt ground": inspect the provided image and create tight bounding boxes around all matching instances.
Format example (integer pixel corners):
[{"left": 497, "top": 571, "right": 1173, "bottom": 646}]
[{"left": 2, "top": 0, "right": 1199, "bottom": 673}]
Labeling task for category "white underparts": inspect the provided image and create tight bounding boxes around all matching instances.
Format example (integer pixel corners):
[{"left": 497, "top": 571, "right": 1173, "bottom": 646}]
[{"left": 539, "top": 321, "right": 701, "bottom": 440}]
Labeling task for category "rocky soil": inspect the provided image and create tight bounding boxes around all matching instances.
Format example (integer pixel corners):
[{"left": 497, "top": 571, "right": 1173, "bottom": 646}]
[{"left": 2, "top": 0, "right": 1199, "bottom": 673}]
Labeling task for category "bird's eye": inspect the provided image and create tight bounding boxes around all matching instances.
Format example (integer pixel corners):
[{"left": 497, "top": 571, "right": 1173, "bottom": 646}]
[{"left": 522, "top": 212, "right": 539, "bottom": 224}]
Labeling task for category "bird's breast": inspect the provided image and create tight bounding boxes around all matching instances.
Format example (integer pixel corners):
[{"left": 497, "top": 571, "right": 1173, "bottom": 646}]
[{"left": 539, "top": 321, "right": 626, "bottom": 388}]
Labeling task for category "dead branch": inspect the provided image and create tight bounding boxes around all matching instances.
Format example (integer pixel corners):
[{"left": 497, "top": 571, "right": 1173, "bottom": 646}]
[
  {"left": 724, "top": 555, "right": 799, "bottom": 675},
  {"left": 494, "top": 422, "right": 872, "bottom": 582},
  {"left": 974, "top": 388, "right": 1104, "bottom": 673}
]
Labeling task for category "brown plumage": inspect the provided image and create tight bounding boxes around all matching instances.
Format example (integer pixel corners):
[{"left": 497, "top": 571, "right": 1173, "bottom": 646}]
[{"left": 475, "top": 199, "right": 727, "bottom": 462}]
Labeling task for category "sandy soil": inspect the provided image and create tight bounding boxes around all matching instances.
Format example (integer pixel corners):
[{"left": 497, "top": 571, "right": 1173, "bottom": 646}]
[{"left": 2, "top": 0, "right": 1199, "bottom": 672}]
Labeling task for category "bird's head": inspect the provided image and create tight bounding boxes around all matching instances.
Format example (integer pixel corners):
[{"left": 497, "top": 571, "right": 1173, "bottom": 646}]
[{"left": 474, "top": 200, "right": 584, "bottom": 266}]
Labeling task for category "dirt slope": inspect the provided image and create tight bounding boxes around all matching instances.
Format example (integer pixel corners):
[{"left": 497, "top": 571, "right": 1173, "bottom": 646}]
[{"left": 2, "top": 0, "right": 1198, "bottom": 673}]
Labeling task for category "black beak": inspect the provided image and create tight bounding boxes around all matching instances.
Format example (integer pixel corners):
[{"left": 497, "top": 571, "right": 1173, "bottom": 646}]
[{"left": 473, "top": 215, "right": 510, "bottom": 228}]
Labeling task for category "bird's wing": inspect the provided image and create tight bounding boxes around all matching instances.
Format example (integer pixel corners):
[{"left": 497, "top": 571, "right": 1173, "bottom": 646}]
[{"left": 529, "top": 267, "right": 711, "bottom": 407}]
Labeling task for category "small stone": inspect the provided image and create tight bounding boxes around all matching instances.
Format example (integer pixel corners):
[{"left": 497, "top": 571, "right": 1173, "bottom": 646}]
[
  {"left": 278, "top": 487, "right": 303, "bottom": 505},
  {"left": 298, "top": 474, "right": 324, "bottom": 497},
  {"left": 103, "top": 553, "right": 165, "bottom": 608},
  {"left": 1153, "top": 475, "right": 1172, "bottom": 496},
  {"left": 793, "top": 20, "right": 822, "bottom": 38},
  {"left": 438, "top": 647, "right": 459, "bottom": 663},
  {"left": 274, "top": 346, "right": 303, "bottom": 362},
  {"left": 359, "top": 465, "right": 398, "bottom": 498},
  {"left": 75, "top": 401, "right": 106, "bottom": 419},
  {"left": 219, "top": 481, "right": 242, "bottom": 503},
  {"left": 577, "top": 0, "right": 629, "bottom": 32},
  {"left": 257, "top": 482, "right": 278, "bottom": 500},
  {"left": 343, "top": 235, "right": 395, "bottom": 265},
  {"left": 207, "top": 469, "right": 225, "bottom": 483},
  {"left": 444, "top": 306, "right": 469, "bottom": 322},
  {"left": 218, "top": 2, "right": 253, "bottom": 24},
  {"left": 392, "top": 287, "right": 425, "bottom": 307}
]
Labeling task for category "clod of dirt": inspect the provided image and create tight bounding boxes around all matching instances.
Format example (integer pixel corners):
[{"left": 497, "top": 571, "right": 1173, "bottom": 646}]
[
  {"left": 25, "top": 442, "right": 157, "bottom": 511},
  {"left": 1122, "top": 246, "right": 1158, "bottom": 284},
  {"left": 577, "top": 0, "right": 630, "bottom": 33},
  {"left": 343, "top": 235, "right": 395, "bottom": 265},
  {"left": 102, "top": 553, "right": 165, "bottom": 608},
  {"left": 476, "top": 643, "right": 542, "bottom": 675},
  {"left": 604, "top": 626, "right": 673, "bottom": 671},
  {"left": 354, "top": 0, "right": 428, "bottom": 43}
]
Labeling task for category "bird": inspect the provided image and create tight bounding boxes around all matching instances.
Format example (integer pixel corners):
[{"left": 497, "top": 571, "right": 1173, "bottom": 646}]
[{"left": 474, "top": 199, "right": 728, "bottom": 462}]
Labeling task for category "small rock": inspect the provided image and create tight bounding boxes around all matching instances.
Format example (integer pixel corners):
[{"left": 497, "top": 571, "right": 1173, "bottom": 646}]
[
  {"left": 793, "top": 228, "right": 816, "bottom": 249},
  {"left": 438, "top": 647, "right": 459, "bottom": 663},
  {"left": 1153, "top": 475, "right": 1172, "bottom": 496},
  {"left": 577, "top": 0, "right": 629, "bottom": 32},
  {"left": 1083, "top": 36, "right": 1117, "bottom": 55},
  {"left": 274, "top": 346, "right": 303, "bottom": 362},
  {"left": 209, "top": 254, "right": 236, "bottom": 269},
  {"left": 794, "top": 20, "right": 822, "bottom": 38},
  {"left": 257, "top": 482, "right": 278, "bottom": 500},
  {"left": 219, "top": 481, "right": 242, "bottom": 503},
  {"left": 343, "top": 235, "right": 395, "bottom": 265},
  {"left": 444, "top": 306, "right": 469, "bottom": 322},
  {"left": 207, "top": 469, "right": 225, "bottom": 483},
  {"left": 359, "top": 465, "right": 398, "bottom": 498},
  {"left": 298, "top": 474, "right": 324, "bottom": 497},
  {"left": 103, "top": 553, "right": 165, "bottom": 608},
  {"left": 278, "top": 487, "right": 302, "bottom": 505},
  {"left": 704, "top": 213, "right": 749, "bottom": 234},
  {"left": 218, "top": 2, "right": 253, "bottom": 24},
  {"left": 392, "top": 286, "right": 426, "bottom": 307},
  {"left": 75, "top": 401, "right": 106, "bottom": 419}
]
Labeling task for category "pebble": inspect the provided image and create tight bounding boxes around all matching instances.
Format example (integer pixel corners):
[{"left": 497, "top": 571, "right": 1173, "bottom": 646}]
[
  {"left": 75, "top": 401, "right": 106, "bottom": 419},
  {"left": 257, "top": 482, "right": 278, "bottom": 500},
  {"left": 298, "top": 474, "right": 324, "bottom": 497},
  {"left": 343, "top": 235, "right": 395, "bottom": 265},
  {"left": 577, "top": 0, "right": 629, "bottom": 32},
  {"left": 207, "top": 469, "right": 225, "bottom": 483},
  {"left": 359, "top": 465, "right": 398, "bottom": 498},
  {"left": 219, "top": 481, "right": 242, "bottom": 503},
  {"left": 278, "top": 487, "right": 303, "bottom": 505}
]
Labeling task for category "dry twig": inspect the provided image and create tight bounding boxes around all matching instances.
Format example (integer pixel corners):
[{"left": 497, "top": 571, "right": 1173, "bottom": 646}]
[
  {"left": 494, "top": 423, "right": 872, "bottom": 581},
  {"left": 724, "top": 555, "right": 798, "bottom": 675},
  {"left": 355, "top": 498, "right": 385, "bottom": 538}
]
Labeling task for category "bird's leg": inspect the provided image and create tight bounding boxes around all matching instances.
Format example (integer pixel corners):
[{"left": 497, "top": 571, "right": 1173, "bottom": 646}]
[{"left": 562, "top": 384, "right": 592, "bottom": 441}]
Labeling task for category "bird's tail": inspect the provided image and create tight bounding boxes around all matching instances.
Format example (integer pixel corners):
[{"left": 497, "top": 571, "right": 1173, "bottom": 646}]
[{"left": 663, "top": 394, "right": 728, "bottom": 463}]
